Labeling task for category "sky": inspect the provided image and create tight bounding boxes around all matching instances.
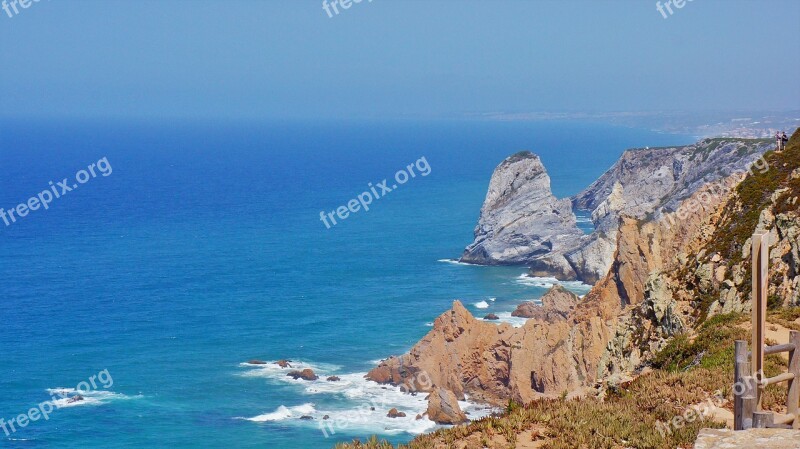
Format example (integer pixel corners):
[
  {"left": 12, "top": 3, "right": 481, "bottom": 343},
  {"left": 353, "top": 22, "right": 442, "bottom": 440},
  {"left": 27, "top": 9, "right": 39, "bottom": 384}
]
[{"left": 1, "top": 0, "right": 798, "bottom": 120}]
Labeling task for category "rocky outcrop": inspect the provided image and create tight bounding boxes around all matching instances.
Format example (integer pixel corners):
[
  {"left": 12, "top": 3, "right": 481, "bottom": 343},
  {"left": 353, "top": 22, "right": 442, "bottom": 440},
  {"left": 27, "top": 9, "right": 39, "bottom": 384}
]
[
  {"left": 462, "top": 139, "right": 772, "bottom": 284},
  {"left": 386, "top": 408, "right": 407, "bottom": 418},
  {"left": 564, "top": 138, "right": 772, "bottom": 282},
  {"left": 366, "top": 297, "right": 611, "bottom": 405},
  {"left": 367, "top": 136, "right": 792, "bottom": 405},
  {"left": 426, "top": 387, "right": 468, "bottom": 424},
  {"left": 369, "top": 132, "right": 798, "bottom": 414},
  {"left": 460, "top": 152, "right": 584, "bottom": 265},
  {"left": 286, "top": 369, "right": 318, "bottom": 381},
  {"left": 511, "top": 285, "right": 579, "bottom": 320}
]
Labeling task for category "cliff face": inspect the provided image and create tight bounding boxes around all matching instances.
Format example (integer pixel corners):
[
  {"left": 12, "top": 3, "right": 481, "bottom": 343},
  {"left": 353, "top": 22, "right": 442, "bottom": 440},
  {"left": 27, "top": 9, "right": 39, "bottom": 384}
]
[
  {"left": 564, "top": 138, "right": 773, "bottom": 283},
  {"left": 462, "top": 139, "right": 773, "bottom": 284},
  {"left": 366, "top": 287, "right": 611, "bottom": 405},
  {"left": 460, "top": 152, "right": 584, "bottom": 266},
  {"left": 369, "top": 131, "right": 798, "bottom": 408}
]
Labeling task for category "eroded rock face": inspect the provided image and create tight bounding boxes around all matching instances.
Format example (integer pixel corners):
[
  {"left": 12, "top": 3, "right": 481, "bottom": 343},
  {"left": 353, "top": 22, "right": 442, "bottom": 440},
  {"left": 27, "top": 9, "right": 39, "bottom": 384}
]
[
  {"left": 511, "top": 286, "right": 579, "bottom": 320},
  {"left": 460, "top": 152, "right": 584, "bottom": 265},
  {"left": 366, "top": 298, "right": 611, "bottom": 405},
  {"left": 371, "top": 133, "right": 797, "bottom": 410},
  {"left": 367, "top": 175, "right": 754, "bottom": 405},
  {"left": 463, "top": 139, "right": 771, "bottom": 284},
  {"left": 426, "top": 388, "right": 468, "bottom": 424}
]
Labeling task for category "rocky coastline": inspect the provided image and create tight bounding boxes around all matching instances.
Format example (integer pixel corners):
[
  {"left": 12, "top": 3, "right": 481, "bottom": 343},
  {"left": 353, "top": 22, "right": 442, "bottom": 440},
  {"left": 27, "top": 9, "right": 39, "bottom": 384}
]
[{"left": 357, "top": 132, "right": 799, "bottom": 436}]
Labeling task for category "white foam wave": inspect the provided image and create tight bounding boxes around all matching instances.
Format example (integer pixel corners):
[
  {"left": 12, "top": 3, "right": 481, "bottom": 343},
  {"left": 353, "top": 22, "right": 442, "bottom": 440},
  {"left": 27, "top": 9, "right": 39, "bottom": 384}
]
[
  {"left": 437, "top": 259, "right": 476, "bottom": 266},
  {"left": 238, "top": 363, "right": 497, "bottom": 436},
  {"left": 243, "top": 403, "right": 317, "bottom": 422},
  {"left": 238, "top": 360, "right": 341, "bottom": 384},
  {"left": 474, "top": 300, "right": 490, "bottom": 309},
  {"left": 45, "top": 388, "right": 139, "bottom": 408},
  {"left": 491, "top": 312, "right": 530, "bottom": 328},
  {"left": 514, "top": 274, "right": 592, "bottom": 294}
]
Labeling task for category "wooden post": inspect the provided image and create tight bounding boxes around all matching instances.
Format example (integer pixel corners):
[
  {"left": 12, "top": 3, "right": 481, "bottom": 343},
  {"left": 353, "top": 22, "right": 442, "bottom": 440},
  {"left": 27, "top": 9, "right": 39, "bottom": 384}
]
[
  {"left": 789, "top": 330, "right": 800, "bottom": 429},
  {"left": 753, "top": 411, "right": 774, "bottom": 428},
  {"left": 734, "top": 340, "right": 750, "bottom": 430},
  {"left": 751, "top": 232, "right": 769, "bottom": 402},
  {"left": 742, "top": 375, "right": 757, "bottom": 430}
]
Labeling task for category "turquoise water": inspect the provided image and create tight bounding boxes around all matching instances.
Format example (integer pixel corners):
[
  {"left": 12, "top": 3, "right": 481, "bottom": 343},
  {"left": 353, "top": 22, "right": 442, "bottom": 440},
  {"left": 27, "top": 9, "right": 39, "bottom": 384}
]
[{"left": 0, "top": 119, "right": 691, "bottom": 448}]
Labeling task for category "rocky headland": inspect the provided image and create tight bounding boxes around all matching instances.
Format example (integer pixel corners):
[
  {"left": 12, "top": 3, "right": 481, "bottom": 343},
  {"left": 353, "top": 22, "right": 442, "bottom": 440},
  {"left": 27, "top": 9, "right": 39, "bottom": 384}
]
[
  {"left": 345, "top": 130, "right": 799, "bottom": 449},
  {"left": 463, "top": 138, "right": 774, "bottom": 284}
]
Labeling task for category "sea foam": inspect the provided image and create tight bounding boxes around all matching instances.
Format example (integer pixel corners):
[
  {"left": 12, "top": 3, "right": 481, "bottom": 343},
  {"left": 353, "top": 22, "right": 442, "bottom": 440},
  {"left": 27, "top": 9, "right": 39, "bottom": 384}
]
[
  {"left": 238, "top": 361, "right": 496, "bottom": 436},
  {"left": 514, "top": 274, "right": 592, "bottom": 294},
  {"left": 45, "top": 388, "right": 140, "bottom": 408}
]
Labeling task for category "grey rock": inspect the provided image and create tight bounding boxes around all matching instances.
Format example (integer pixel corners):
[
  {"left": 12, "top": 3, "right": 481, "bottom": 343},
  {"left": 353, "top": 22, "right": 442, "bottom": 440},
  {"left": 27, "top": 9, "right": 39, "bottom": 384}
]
[
  {"left": 462, "top": 139, "right": 771, "bottom": 284},
  {"left": 460, "top": 152, "right": 584, "bottom": 265}
]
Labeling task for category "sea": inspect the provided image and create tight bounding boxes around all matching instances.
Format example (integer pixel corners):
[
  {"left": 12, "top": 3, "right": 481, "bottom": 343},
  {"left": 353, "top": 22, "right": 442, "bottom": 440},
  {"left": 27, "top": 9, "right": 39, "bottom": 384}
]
[{"left": 0, "top": 118, "right": 692, "bottom": 448}]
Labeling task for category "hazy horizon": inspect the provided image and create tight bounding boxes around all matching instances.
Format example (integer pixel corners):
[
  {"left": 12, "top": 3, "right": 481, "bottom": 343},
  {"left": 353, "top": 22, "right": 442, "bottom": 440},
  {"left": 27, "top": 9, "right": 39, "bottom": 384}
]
[{"left": 1, "top": 0, "right": 798, "bottom": 120}]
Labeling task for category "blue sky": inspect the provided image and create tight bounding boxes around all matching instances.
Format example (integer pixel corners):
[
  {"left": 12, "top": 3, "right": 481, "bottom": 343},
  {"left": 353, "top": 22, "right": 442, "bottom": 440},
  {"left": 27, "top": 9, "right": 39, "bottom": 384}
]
[{"left": 1, "top": 0, "right": 798, "bottom": 119}]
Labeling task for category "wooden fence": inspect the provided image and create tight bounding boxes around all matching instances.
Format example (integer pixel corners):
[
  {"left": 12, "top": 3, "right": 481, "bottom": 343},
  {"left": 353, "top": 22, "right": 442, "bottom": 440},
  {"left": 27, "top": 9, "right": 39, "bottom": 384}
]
[{"left": 733, "top": 231, "right": 800, "bottom": 430}]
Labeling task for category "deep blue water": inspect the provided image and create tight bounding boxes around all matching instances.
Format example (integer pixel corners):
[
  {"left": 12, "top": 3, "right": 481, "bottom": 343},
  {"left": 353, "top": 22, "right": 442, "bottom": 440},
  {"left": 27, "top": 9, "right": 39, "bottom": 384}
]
[{"left": 0, "top": 119, "right": 691, "bottom": 448}]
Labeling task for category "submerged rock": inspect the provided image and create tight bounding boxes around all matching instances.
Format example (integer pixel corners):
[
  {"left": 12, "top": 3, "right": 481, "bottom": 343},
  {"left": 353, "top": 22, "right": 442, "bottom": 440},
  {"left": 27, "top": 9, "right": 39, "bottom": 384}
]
[
  {"left": 67, "top": 395, "right": 84, "bottom": 404},
  {"left": 386, "top": 408, "right": 406, "bottom": 418}
]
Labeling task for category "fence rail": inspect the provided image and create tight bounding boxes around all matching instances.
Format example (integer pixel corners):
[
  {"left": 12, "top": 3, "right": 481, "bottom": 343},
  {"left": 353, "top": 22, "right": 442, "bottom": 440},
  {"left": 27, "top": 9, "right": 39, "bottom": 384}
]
[{"left": 733, "top": 231, "right": 800, "bottom": 430}]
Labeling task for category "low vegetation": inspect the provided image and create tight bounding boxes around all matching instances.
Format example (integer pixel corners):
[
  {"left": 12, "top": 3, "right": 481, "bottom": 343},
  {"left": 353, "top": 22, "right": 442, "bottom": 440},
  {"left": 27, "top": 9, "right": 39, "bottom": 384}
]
[{"left": 709, "top": 129, "right": 800, "bottom": 266}]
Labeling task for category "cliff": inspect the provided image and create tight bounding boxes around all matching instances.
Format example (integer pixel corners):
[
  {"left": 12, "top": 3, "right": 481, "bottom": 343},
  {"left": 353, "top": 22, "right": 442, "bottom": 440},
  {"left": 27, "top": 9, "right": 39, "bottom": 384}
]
[
  {"left": 367, "top": 130, "right": 798, "bottom": 410},
  {"left": 461, "top": 138, "right": 773, "bottom": 284},
  {"left": 460, "top": 151, "right": 584, "bottom": 266}
]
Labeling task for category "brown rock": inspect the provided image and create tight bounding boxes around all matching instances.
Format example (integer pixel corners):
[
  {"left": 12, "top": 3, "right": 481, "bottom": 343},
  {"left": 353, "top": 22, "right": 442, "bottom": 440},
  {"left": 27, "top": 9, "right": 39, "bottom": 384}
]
[
  {"left": 365, "top": 358, "right": 402, "bottom": 384},
  {"left": 426, "top": 387, "right": 468, "bottom": 424},
  {"left": 247, "top": 360, "right": 267, "bottom": 365},
  {"left": 275, "top": 359, "right": 292, "bottom": 368},
  {"left": 365, "top": 298, "right": 607, "bottom": 405},
  {"left": 511, "top": 286, "right": 579, "bottom": 319},
  {"left": 326, "top": 376, "right": 341, "bottom": 382},
  {"left": 286, "top": 369, "right": 318, "bottom": 381},
  {"left": 386, "top": 408, "right": 406, "bottom": 418},
  {"left": 483, "top": 313, "right": 500, "bottom": 320},
  {"left": 415, "top": 414, "right": 423, "bottom": 420}
]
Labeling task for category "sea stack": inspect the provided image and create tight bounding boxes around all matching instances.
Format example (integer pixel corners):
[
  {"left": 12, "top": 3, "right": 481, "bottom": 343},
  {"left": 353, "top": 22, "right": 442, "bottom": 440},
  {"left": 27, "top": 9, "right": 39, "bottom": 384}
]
[{"left": 461, "top": 151, "right": 583, "bottom": 265}]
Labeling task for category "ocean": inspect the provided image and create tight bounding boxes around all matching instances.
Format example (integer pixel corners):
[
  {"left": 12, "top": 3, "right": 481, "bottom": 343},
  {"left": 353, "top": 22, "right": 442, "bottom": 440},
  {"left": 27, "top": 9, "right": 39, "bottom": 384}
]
[{"left": 0, "top": 119, "right": 691, "bottom": 448}]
